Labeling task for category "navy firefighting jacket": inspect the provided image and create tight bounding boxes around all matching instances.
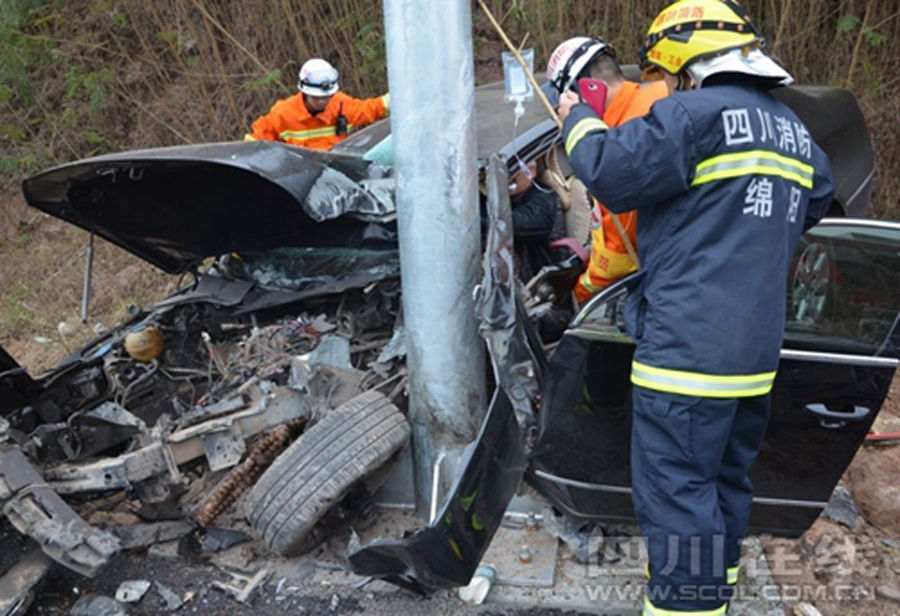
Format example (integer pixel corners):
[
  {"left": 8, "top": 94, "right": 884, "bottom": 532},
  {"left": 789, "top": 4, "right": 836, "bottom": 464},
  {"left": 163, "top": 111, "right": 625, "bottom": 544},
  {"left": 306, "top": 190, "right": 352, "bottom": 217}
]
[{"left": 563, "top": 83, "right": 834, "bottom": 398}]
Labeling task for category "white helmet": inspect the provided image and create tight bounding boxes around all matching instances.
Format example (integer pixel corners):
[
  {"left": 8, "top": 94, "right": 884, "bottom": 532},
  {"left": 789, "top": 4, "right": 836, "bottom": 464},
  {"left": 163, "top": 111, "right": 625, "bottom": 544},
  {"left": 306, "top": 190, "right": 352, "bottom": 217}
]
[
  {"left": 298, "top": 58, "right": 339, "bottom": 96},
  {"left": 546, "top": 36, "right": 615, "bottom": 95}
]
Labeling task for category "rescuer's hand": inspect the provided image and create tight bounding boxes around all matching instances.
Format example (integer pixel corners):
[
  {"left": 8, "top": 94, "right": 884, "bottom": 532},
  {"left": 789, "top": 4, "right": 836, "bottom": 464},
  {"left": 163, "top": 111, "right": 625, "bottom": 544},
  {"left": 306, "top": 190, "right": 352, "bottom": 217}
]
[{"left": 557, "top": 91, "right": 580, "bottom": 123}]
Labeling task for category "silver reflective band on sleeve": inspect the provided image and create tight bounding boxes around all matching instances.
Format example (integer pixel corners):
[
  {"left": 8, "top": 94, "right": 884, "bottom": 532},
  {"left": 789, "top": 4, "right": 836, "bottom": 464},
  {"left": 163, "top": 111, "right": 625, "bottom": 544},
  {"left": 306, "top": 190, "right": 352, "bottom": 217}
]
[
  {"left": 691, "top": 149, "right": 814, "bottom": 189},
  {"left": 631, "top": 361, "right": 776, "bottom": 398},
  {"left": 565, "top": 117, "right": 608, "bottom": 156}
]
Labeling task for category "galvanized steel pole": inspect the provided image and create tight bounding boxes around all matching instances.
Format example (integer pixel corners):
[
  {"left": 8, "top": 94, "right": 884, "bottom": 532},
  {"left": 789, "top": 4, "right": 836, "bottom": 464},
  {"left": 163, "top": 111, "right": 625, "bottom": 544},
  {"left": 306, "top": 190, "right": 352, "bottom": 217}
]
[{"left": 383, "top": 0, "right": 486, "bottom": 516}]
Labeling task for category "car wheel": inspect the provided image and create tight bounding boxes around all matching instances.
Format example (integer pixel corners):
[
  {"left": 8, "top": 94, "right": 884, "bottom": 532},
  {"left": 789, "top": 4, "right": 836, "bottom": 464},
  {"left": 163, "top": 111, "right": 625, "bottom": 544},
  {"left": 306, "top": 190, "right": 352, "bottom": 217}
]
[
  {"left": 791, "top": 240, "right": 833, "bottom": 326},
  {"left": 245, "top": 391, "right": 409, "bottom": 556}
]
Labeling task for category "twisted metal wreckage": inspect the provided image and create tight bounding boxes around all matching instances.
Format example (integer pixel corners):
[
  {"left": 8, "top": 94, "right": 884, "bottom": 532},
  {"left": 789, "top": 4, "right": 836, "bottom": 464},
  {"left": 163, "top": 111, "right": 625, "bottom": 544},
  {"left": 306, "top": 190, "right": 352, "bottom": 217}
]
[{"left": 1, "top": 69, "right": 896, "bottom": 610}]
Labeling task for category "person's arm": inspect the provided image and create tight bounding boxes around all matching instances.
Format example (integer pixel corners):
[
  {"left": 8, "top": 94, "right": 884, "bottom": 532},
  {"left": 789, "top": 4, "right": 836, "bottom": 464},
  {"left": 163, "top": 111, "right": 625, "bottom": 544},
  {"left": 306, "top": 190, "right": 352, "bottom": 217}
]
[
  {"left": 804, "top": 141, "right": 835, "bottom": 231},
  {"left": 340, "top": 92, "right": 390, "bottom": 126},
  {"left": 245, "top": 103, "right": 284, "bottom": 141},
  {"left": 562, "top": 96, "right": 697, "bottom": 213}
]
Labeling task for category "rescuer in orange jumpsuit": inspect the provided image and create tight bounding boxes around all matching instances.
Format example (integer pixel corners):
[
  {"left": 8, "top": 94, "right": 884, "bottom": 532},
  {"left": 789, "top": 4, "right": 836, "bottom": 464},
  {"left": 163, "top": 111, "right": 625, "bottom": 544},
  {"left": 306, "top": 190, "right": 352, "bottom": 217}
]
[
  {"left": 245, "top": 58, "right": 389, "bottom": 151},
  {"left": 546, "top": 38, "right": 668, "bottom": 302}
]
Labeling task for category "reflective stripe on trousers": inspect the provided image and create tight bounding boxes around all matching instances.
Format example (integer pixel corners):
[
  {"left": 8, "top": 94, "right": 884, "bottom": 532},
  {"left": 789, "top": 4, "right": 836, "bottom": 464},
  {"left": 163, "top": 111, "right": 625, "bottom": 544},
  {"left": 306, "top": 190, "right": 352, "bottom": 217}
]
[
  {"left": 631, "top": 361, "right": 776, "bottom": 398},
  {"left": 643, "top": 596, "right": 728, "bottom": 616}
]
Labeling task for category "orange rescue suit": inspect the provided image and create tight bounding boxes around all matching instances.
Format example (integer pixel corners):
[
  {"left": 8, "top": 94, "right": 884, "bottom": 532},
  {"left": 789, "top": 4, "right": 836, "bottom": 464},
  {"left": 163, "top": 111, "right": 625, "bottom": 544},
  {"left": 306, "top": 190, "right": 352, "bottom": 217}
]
[
  {"left": 245, "top": 91, "right": 389, "bottom": 150},
  {"left": 575, "top": 80, "right": 669, "bottom": 303}
]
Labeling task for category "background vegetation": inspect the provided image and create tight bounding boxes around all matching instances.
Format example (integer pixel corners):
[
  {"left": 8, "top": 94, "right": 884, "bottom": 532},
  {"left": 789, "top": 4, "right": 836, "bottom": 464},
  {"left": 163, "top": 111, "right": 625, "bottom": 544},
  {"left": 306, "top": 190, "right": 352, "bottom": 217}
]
[{"left": 1, "top": 0, "right": 898, "bottom": 371}]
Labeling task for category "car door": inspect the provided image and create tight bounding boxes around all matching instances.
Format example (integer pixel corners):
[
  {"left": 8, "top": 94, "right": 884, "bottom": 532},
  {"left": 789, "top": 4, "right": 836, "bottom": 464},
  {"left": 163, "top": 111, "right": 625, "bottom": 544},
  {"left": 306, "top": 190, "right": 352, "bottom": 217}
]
[{"left": 529, "top": 218, "right": 900, "bottom": 536}]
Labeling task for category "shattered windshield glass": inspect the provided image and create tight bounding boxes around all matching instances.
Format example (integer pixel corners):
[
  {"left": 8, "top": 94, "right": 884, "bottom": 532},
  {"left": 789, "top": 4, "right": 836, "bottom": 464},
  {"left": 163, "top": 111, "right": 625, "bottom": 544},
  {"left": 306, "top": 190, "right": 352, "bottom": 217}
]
[{"left": 224, "top": 247, "right": 400, "bottom": 292}]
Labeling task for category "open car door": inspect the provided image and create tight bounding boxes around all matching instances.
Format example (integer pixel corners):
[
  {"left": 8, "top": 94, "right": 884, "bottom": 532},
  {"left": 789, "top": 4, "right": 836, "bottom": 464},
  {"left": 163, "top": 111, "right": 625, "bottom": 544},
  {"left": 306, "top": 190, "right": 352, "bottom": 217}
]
[{"left": 530, "top": 218, "right": 900, "bottom": 537}]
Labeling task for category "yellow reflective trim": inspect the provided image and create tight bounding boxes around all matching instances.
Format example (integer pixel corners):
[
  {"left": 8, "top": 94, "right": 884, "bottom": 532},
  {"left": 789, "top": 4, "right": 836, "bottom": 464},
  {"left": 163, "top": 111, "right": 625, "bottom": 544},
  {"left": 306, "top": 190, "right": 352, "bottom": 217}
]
[
  {"left": 280, "top": 126, "right": 338, "bottom": 140},
  {"left": 643, "top": 596, "right": 728, "bottom": 616},
  {"left": 243, "top": 134, "right": 257, "bottom": 141},
  {"left": 631, "top": 360, "right": 776, "bottom": 398},
  {"left": 631, "top": 375, "right": 772, "bottom": 398},
  {"left": 381, "top": 93, "right": 391, "bottom": 112},
  {"left": 565, "top": 117, "right": 608, "bottom": 156},
  {"left": 579, "top": 277, "right": 603, "bottom": 293},
  {"left": 692, "top": 150, "right": 814, "bottom": 189},
  {"left": 633, "top": 361, "right": 776, "bottom": 384},
  {"left": 697, "top": 150, "right": 814, "bottom": 175},
  {"left": 727, "top": 566, "right": 739, "bottom": 584},
  {"left": 695, "top": 165, "right": 812, "bottom": 188}
]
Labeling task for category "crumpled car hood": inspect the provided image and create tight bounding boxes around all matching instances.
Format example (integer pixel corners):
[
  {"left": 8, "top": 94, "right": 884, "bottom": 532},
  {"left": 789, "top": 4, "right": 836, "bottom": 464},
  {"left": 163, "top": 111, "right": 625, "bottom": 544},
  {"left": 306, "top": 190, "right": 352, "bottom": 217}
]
[{"left": 22, "top": 141, "right": 395, "bottom": 274}]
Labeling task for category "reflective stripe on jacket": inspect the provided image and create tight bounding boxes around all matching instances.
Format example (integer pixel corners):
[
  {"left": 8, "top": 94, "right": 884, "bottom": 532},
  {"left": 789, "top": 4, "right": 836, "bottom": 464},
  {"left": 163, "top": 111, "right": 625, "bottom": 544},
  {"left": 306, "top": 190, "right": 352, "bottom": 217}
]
[
  {"left": 563, "top": 83, "right": 835, "bottom": 397},
  {"left": 245, "top": 91, "right": 389, "bottom": 150},
  {"left": 575, "top": 81, "right": 668, "bottom": 303}
]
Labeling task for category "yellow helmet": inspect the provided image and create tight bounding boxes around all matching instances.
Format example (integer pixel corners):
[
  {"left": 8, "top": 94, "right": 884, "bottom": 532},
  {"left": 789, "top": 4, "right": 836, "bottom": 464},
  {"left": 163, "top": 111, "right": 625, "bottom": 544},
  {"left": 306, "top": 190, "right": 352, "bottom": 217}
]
[{"left": 639, "top": 0, "right": 761, "bottom": 78}]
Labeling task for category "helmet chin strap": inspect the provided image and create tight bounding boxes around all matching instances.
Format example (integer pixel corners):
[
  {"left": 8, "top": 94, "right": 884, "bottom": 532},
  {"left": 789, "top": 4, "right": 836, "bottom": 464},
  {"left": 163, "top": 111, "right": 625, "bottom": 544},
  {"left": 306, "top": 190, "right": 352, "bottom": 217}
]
[{"left": 676, "top": 71, "right": 697, "bottom": 91}]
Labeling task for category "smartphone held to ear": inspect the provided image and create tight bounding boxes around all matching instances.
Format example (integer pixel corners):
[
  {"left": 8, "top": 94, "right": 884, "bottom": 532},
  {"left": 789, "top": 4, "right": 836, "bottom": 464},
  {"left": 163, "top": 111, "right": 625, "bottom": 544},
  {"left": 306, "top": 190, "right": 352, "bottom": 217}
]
[{"left": 577, "top": 78, "right": 608, "bottom": 118}]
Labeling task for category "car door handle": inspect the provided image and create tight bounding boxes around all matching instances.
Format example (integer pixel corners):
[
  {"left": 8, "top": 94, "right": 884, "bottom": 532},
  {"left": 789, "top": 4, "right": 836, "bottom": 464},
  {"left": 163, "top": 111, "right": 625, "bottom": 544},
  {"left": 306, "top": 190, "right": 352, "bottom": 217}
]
[{"left": 805, "top": 403, "right": 871, "bottom": 427}]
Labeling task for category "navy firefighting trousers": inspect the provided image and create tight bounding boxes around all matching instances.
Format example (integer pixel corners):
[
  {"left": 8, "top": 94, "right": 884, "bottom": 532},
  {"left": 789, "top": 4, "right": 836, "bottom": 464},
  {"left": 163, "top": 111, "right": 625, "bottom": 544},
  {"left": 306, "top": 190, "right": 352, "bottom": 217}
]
[{"left": 630, "top": 385, "right": 771, "bottom": 615}]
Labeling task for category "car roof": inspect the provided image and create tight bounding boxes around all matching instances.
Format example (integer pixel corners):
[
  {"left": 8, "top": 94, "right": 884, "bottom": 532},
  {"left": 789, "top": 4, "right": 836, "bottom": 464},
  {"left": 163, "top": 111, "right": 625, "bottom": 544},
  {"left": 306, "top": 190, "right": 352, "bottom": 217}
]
[{"left": 333, "top": 81, "right": 553, "bottom": 163}]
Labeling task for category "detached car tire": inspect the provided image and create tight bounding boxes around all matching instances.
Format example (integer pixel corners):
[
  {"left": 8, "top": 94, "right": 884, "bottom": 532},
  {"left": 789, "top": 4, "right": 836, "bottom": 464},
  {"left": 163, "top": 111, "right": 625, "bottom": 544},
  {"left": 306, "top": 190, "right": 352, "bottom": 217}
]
[{"left": 245, "top": 391, "right": 409, "bottom": 556}]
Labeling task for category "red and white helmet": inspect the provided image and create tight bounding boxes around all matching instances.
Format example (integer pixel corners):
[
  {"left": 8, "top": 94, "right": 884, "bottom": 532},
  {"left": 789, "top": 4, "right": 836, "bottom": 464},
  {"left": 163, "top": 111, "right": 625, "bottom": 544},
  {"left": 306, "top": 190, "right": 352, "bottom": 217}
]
[
  {"left": 546, "top": 37, "right": 615, "bottom": 94},
  {"left": 298, "top": 58, "right": 339, "bottom": 96}
]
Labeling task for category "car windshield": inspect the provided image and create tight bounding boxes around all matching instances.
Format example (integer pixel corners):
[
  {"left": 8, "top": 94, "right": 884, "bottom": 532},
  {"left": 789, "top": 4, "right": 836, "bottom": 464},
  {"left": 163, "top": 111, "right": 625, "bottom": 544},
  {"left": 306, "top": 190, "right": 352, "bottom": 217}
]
[{"left": 221, "top": 247, "right": 400, "bottom": 293}]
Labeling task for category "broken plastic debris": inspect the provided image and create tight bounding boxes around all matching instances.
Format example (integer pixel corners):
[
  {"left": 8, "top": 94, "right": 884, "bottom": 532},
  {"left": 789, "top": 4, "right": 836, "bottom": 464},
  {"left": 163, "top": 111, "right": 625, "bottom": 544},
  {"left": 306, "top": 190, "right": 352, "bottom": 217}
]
[
  {"left": 115, "top": 580, "right": 151, "bottom": 603},
  {"left": 457, "top": 564, "right": 496, "bottom": 604},
  {"left": 200, "top": 527, "right": 250, "bottom": 552},
  {"left": 154, "top": 582, "right": 183, "bottom": 611},
  {"left": 69, "top": 594, "right": 129, "bottom": 616}
]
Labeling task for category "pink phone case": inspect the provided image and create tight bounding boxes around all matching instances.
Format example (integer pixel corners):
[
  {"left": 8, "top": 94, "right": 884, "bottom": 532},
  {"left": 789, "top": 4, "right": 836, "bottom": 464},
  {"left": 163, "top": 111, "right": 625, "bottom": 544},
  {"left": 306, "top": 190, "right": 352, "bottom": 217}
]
[{"left": 578, "top": 78, "right": 609, "bottom": 117}]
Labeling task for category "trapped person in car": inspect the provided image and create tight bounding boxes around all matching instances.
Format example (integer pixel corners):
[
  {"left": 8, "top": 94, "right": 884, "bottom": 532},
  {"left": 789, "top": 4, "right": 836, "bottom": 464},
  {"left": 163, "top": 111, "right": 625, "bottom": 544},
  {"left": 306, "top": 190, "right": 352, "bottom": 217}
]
[
  {"left": 557, "top": 1, "right": 835, "bottom": 614},
  {"left": 244, "top": 58, "right": 389, "bottom": 150},
  {"left": 546, "top": 37, "right": 668, "bottom": 303},
  {"left": 509, "top": 160, "right": 565, "bottom": 283}
]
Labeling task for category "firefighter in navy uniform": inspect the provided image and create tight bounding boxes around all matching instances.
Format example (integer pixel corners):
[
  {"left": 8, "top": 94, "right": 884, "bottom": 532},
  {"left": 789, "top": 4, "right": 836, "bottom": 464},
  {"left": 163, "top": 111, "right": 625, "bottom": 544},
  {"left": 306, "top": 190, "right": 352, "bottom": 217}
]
[{"left": 557, "top": 1, "right": 835, "bottom": 614}]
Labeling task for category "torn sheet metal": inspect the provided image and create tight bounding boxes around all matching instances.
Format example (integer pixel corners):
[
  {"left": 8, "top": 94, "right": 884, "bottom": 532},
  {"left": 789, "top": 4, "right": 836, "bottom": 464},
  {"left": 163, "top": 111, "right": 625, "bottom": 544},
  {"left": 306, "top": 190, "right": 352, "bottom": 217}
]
[
  {"left": 0, "top": 445, "right": 120, "bottom": 576},
  {"left": 85, "top": 402, "right": 146, "bottom": 430},
  {"left": 0, "top": 548, "right": 52, "bottom": 616},
  {"left": 303, "top": 334, "right": 354, "bottom": 371},
  {"left": 115, "top": 580, "right": 151, "bottom": 604},
  {"left": 475, "top": 154, "right": 543, "bottom": 423},
  {"left": 348, "top": 388, "right": 526, "bottom": 594},
  {"left": 201, "top": 430, "right": 246, "bottom": 472},
  {"left": 375, "top": 326, "right": 406, "bottom": 364},
  {"left": 304, "top": 165, "right": 395, "bottom": 222}
]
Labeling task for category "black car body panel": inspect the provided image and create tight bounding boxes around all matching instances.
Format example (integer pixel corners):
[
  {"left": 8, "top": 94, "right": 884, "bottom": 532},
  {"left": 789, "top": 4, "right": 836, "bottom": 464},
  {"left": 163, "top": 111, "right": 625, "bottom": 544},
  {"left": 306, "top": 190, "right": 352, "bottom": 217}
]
[
  {"left": 348, "top": 387, "right": 526, "bottom": 594},
  {"left": 22, "top": 142, "right": 396, "bottom": 274},
  {"left": 531, "top": 219, "right": 900, "bottom": 537}
]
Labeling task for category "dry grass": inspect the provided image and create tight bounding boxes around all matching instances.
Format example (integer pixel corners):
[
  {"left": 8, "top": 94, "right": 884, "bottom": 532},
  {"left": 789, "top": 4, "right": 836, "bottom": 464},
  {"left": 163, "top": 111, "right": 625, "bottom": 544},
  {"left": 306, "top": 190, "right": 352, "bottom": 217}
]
[{"left": 1, "top": 0, "right": 898, "bottom": 372}]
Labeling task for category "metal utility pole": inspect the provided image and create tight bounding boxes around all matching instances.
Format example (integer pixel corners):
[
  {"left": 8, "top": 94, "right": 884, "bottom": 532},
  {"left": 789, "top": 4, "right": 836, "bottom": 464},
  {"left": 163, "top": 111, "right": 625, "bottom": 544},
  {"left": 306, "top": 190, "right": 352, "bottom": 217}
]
[{"left": 383, "top": 0, "right": 486, "bottom": 517}]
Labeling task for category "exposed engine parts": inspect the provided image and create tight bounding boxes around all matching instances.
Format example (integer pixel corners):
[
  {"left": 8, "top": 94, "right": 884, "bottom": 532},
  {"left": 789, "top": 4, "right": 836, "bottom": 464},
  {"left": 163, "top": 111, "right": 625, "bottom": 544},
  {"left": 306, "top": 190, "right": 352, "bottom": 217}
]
[
  {"left": 194, "top": 417, "right": 307, "bottom": 527},
  {"left": 0, "top": 279, "right": 407, "bottom": 576}
]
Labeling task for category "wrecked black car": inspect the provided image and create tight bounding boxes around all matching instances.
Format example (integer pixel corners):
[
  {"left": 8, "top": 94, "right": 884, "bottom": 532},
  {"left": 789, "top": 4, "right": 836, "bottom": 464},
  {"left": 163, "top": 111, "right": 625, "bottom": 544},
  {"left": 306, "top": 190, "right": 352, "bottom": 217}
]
[{"left": 1, "top": 79, "right": 894, "bottom": 601}]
